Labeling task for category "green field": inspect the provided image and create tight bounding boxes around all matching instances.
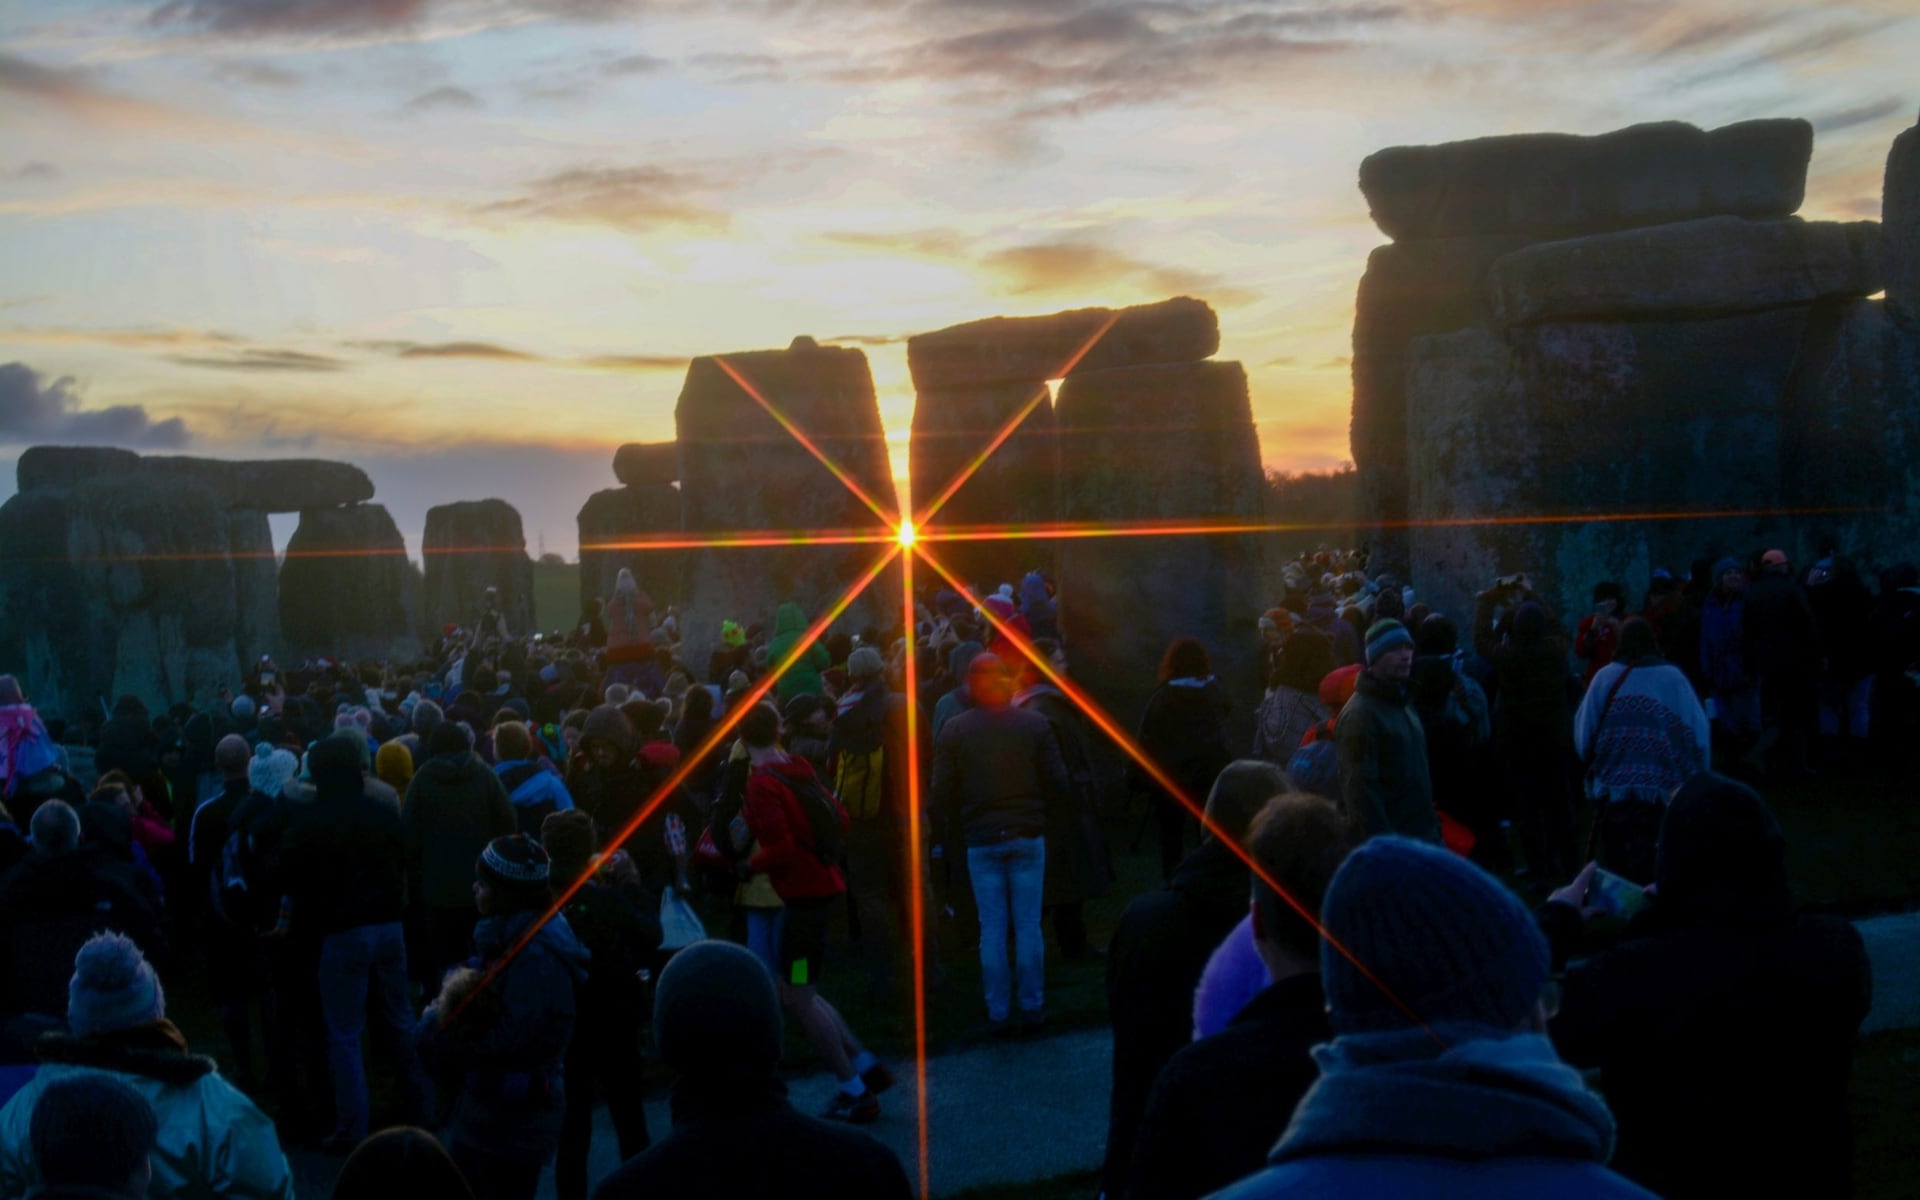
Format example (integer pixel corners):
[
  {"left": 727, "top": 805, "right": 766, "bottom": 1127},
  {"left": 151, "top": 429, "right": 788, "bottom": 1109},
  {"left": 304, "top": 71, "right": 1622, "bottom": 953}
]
[{"left": 532, "top": 558, "right": 580, "bottom": 636}]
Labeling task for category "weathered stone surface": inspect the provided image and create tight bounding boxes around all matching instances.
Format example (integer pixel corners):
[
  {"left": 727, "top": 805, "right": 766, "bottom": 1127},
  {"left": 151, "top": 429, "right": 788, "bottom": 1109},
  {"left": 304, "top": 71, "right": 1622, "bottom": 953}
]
[
  {"left": 612, "top": 442, "right": 680, "bottom": 487},
  {"left": 226, "top": 509, "right": 280, "bottom": 670},
  {"left": 1351, "top": 235, "right": 1534, "bottom": 572},
  {"left": 676, "top": 343, "right": 898, "bottom": 666},
  {"left": 579, "top": 484, "right": 685, "bottom": 619},
  {"left": 0, "top": 479, "right": 253, "bottom": 720},
  {"left": 16, "top": 447, "right": 374, "bottom": 512},
  {"left": 1489, "top": 216, "right": 1882, "bottom": 325},
  {"left": 1405, "top": 310, "right": 1810, "bottom": 625},
  {"left": 1055, "top": 361, "right": 1266, "bottom": 739},
  {"left": 279, "top": 504, "right": 421, "bottom": 662},
  {"left": 421, "top": 499, "right": 534, "bottom": 640},
  {"left": 1360, "top": 119, "right": 1812, "bottom": 242},
  {"left": 1888, "top": 113, "right": 1920, "bottom": 326},
  {"left": 907, "top": 297, "right": 1219, "bottom": 391},
  {"left": 909, "top": 381, "right": 1057, "bottom": 589}
]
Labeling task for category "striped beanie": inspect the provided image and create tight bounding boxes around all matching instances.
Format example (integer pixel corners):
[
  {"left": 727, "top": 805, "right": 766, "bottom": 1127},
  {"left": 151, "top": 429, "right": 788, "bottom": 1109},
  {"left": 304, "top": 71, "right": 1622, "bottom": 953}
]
[
  {"left": 1364, "top": 618, "right": 1414, "bottom": 665},
  {"left": 477, "top": 833, "right": 550, "bottom": 891}
]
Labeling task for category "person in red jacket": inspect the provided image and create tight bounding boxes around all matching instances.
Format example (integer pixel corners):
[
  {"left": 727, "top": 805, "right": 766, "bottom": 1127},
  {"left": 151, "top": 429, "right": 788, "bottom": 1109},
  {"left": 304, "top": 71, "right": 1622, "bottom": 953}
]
[{"left": 739, "top": 702, "right": 893, "bottom": 1124}]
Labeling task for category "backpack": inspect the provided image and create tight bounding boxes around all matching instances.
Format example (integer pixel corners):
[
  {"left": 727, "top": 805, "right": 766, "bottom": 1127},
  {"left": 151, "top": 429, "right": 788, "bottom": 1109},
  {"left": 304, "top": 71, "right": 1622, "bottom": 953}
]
[
  {"left": 774, "top": 768, "right": 847, "bottom": 868},
  {"left": 1287, "top": 718, "right": 1341, "bottom": 800},
  {"left": 833, "top": 746, "right": 886, "bottom": 821},
  {"left": 0, "top": 709, "right": 59, "bottom": 799}
]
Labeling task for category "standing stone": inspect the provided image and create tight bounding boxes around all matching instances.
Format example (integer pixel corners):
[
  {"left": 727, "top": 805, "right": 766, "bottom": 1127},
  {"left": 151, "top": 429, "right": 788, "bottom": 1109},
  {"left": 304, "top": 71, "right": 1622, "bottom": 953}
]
[
  {"left": 1359, "top": 119, "right": 1812, "bottom": 242},
  {"left": 612, "top": 442, "right": 681, "bottom": 488},
  {"left": 907, "top": 298, "right": 1219, "bottom": 390},
  {"left": 1888, "top": 112, "right": 1920, "bottom": 327},
  {"left": 909, "top": 381, "right": 1057, "bottom": 589},
  {"left": 675, "top": 340, "right": 898, "bottom": 669},
  {"left": 279, "top": 504, "right": 420, "bottom": 662},
  {"left": 1055, "top": 361, "right": 1267, "bottom": 740},
  {"left": 579, "top": 484, "right": 686, "bottom": 620},
  {"left": 16, "top": 448, "right": 375, "bottom": 512},
  {"left": 421, "top": 500, "right": 535, "bottom": 640},
  {"left": 227, "top": 509, "right": 280, "bottom": 671},
  {"left": 1351, "top": 235, "right": 1534, "bottom": 573}
]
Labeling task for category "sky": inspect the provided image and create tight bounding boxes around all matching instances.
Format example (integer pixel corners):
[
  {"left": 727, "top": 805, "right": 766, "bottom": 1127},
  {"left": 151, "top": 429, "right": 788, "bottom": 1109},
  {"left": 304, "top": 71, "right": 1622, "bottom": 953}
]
[{"left": 0, "top": 0, "right": 1914, "bottom": 559}]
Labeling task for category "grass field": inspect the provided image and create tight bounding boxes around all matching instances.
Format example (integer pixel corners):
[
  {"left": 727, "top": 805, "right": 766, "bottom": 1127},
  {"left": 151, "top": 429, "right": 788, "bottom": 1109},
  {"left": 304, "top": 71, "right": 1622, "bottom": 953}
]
[{"left": 532, "top": 558, "right": 579, "bottom": 636}]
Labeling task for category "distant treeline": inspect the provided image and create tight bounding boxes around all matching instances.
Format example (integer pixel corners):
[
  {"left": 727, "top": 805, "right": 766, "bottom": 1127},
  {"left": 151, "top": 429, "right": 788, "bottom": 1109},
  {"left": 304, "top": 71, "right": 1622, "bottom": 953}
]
[{"left": 1263, "top": 464, "right": 1362, "bottom": 558}]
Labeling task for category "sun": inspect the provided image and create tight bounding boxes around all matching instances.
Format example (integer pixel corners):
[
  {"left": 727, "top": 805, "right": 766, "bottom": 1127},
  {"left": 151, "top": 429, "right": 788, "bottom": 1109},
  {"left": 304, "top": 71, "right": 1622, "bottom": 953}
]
[{"left": 896, "top": 519, "right": 918, "bottom": 548}]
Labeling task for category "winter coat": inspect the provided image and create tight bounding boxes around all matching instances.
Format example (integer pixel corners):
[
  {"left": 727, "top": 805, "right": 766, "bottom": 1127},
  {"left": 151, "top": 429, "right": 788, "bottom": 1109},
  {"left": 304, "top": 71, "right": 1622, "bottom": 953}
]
[
  {"left": 1700, "top": 586, "right": 1751, "bottom": 692},
  {"left": 1127, "top": 973, "right": 1330, "bottom": 1200},
  {"left": 590, "top": 1077, "right": 912, "bottom": 1200},
  {"left": 1335, "top": 671, "right": 1438, "bottom": 843},
  {"left": 932, "top": 703, "right": 1068, "bottom": 850},
  {"left": 1190, "top": 914, "right": 1267, "bottom": 1041},
  {"left": 1304, "top": 593, "right": 1360, "bottom": 666},
  {"left": 1101, "top": 837, "right": 1250, "bottom": 1198},
  {"left": 1573, "top": 660, "right": 1710, "bottom": 805},
  {"left": 1407, "top": 653, "right": 1489, "bottom": 825},
  {"left": 1019, "top": 571, "right": 1059, "bottom": 642},
  {"left": 0, "top": 1022, "right": 293, "bottom": 1199},
  {"left": 417, "top": 910, "right": 589, "bottom": 1161},
  {"left": 1132, "top": 678, "right": 1232, "bottom": 809},
  {"left": 0, "top": 848, "right": 166, "bottom": 1019},
  {"left": 602, "top": 588, "right": 654, "bottom": 661},
  {"left": 403, "top": 752, "right": 516, "bottom": 911},
  {"left": 744, "top": 756, "right": 846, "bottom": 902},
  {"left": 283, "top": 783, "right": 408, "bottom": 938},
  {"left": 1473, "top": 592, "right": 1573, "bottom": 741},
  {"left": 1542, "top": 893, "right": 1871, "bottom": 1198},
  {"left": 94, "top": 697, "right": 156, "bottom": 782},
  {"left": 495, "top": 758, "right": 574, "bottom": 838},
  {"left": 1211, "top": 1028, "right": 1653, "bottom": 1200},
  {"left": 1575, "top": 615, "right": 1621, "bottom": 687},
  {"left": 767, "top": 603, "right": 829, "bottom": 704},
  {"left": 1250, "top": 685, "right": 1327, "bottom": 767},
  {"left": 1017, "top": 683, "right": 1113, "bottom": 905},
  {"left": 1743, "top": 571, "right": 1821, "bottom": 677},
  {"left": 1808, "top": 565, "right": 1874, "bottom": 682}
]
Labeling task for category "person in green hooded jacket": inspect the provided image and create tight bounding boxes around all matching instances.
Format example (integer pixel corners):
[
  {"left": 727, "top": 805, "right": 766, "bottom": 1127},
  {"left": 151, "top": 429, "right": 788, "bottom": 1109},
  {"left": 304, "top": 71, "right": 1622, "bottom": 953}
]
[{"left": 769, "top": 603, "right": 830, "bottom": 705}]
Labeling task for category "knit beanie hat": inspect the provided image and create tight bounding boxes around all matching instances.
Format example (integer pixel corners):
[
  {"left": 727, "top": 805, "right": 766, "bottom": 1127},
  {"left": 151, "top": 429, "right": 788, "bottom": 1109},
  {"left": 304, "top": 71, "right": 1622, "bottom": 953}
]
[
  {"left": 67, "top": 931, "right": 166, "bottom": 1038},
  {"left": 308, "top": 731, "right": 365, "bottom": 792},
  {"left": 215, "top": 733, "right": 252, "bottom": 775},
  {"left": 477, "top": 834, "right": 551, "bottom": 910},
  {"left": 375, "top": 741, "right": 415, "bottom": 793},
  {"left": 1320, "top": 836, "right": 1549, "bottom": 1035},
  {"left": 249, "top": 745, "right": 299, "bottom": 797},
  {"left": 654, "top": 940, "right": 783, "bottom": 1078},
  {"left": 540, "top": 809, "right": 598, "bottom": 887},
  {"left": 230, "top": 693, "right": 256, "bottom": 721},
  {"left": 1363, "top": 618, "right": 1414, "bottom": 665},
  {"left": 30, "top": 1073, "right": 158, "bottom": 1193}
]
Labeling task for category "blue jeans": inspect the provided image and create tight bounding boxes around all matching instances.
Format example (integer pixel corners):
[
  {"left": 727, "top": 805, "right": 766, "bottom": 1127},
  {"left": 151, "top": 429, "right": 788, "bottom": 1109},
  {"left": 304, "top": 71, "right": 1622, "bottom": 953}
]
[
  {"left": 317, "top": 921, "right": 432, "bottom": 1140},
  {"left": 745, "top": 907, "right": 788, "bottom": 977},
  {"left": 967, "top": 837, "right": 1046, "bottom": 1021}
]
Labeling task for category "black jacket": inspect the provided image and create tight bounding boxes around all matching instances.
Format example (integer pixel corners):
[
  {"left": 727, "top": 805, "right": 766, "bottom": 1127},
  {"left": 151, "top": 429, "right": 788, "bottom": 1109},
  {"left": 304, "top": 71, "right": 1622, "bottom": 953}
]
[
  {"left": 283, "top": 784, "right": 408, "bottom": 938},
  {"left": 1131, "top": 680, "right": 1232, "bottom": 803},
  {"left": 1744, "top": 572, "right": 1822, "bottom": 676},
  {"left": 591, "top": 1079, "right": 911, "bottom": 1200},
  {"left": 1542, "top": 901, "right": 1870, "bottom": 1200},
  {"left": 1101, "top": 837, "right": 1250, "bottom": 1198},
  {"left": 931, "top": 702, "right": 1068, "bottom": 848},
  {"left": 1126, "top": 972, "right": 1331, "bottom": 1200},
  {"left": 404, "top": 752, "right": 515, "bottom": 911},
  {"left": 0, "top": 847, "right": 167, "bottom": 1018}
]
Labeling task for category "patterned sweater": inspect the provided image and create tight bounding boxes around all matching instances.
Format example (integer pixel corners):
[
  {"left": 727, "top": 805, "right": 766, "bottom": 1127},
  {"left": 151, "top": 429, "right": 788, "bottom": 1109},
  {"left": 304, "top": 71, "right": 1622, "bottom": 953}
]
[{"left": 1573, "top": 660, "right": 1710, "bottom": 804}]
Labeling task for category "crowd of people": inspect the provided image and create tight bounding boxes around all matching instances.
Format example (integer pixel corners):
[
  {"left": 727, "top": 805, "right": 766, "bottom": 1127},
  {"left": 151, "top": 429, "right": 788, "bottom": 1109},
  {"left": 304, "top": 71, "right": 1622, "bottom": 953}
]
[{"left": 0, "top": 539, "right": 1898, "bottom": 1198}]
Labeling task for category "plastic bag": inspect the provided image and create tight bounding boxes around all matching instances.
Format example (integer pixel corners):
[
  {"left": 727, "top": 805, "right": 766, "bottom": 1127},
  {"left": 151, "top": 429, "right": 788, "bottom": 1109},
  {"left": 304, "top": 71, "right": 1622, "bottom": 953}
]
[{"left": 659, "top": 886, "right": 708, "bottom": 950}]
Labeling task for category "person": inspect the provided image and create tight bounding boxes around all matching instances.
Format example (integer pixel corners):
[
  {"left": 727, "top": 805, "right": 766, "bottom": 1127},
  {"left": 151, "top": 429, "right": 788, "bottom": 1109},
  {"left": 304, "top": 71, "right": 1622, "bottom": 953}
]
[
  {"left": 282, "top": 733, "right": 433, "bottom": 1153},
  {"left": 542, "top": 810, "right": 657, "bottom": 1200},
  {"left": 23, "top": 1073, "right": 156, "bottom": 1200},
  {"left": 404, "top": 721, "right": 517, "bottom": 991},
  {"left": 1256, "top": 607, "right": 1294, "bottom": 688},
  {"left": 0, "top": 933, "right": 296, "bottom": 1198},
  {"left": 0, "top": 675, "right": 71, "bottom": 829},
  {"left": 1868, "top": 563, "right": 1920, "bottom": 795},
  {"left": 1014, "top": 639, "right": 1114, "bottom": 960},
  {"left": 768, "top": 601, "right": 830, "bottom": 704},
  {"left": 0, "top": 800, "right": 166, "bottom": 1021},
  {"left": 590, "top": 940, "right": 912, "bottom": 1200},
  {"left": 94, "top": 696, "right": 157, "bottom": 785},
  {"left": 1575, "top": 582, "right": 1626, "bottom": 688},
  {"left": 1100, "top": 760, "right": 1290, "bottom": 1200},
  {"left": 492, "top": 720, "right": 574, "bottom": 837},
  {"left": 1211, "top": 837, "right": 1652, "bottom": 1200},
  {"left": 189, "top": 733, "right": 270, "bottom": 1089},
  {"left": 1475, "top": 578, "right": 1577, "bottom": 877},
  {"left": 1744, "top": 548, "right": 1822, "bottom": 775},
  {"left": 1250, "top": 626, "right": 1331, "bottom": 768},
  {"left": 933, "top": 653, "right": 1070, "bottom": 1033},
  {"left": 1125, "top": 793, "right": 1352, "bottom": 1200},
  {"left": 333, "top": 1127, "right": 476, "bottom": 1200},
  {"left": 1573, "top": 616, "right": 1709, "bottom": 883},
  {"left": 827, "top": 646, "right": 912, "bottom": 987},
  {"left": 1806, "top": 555, "right": 1874, "bottom": 768},
  {"left": 1540, "top": 773, "right": 1872, "bottom": 1199},
  {"left": 602, "top": 568, "right": 657, "bottom": 694},
  {"left": 375, "top": 740, "right": 414, "bottom": 795},
  {"left": 416, "top": 835, "right": 587, "bottom": 1200},
  {"left": 1700, "top": 557, "right": 1761, "bottom": 768},
  {"left": 1133, "top": 638, "right": 1233, "bottom": 881},
  {"left": 1334, "top": 618, "right": 1438, "bottom": 842},
  {"left": 738, "top": 703, "right": 892, "bottom": 1123},
  {"left": 1407, "top": 613, "right": 1492, "bottom": 861},
  {"left": 393, "top": 699, "right": 444, "bottom": 768}
]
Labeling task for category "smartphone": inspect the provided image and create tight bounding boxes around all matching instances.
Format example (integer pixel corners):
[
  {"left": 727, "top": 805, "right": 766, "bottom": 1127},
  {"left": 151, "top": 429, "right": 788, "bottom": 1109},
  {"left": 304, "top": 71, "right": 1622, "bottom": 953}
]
[
  {"left": 1585, "top": 867, "right": 1649, "bottom": 920},
  {"left": 260, "top": 672, "right": 275, "bottom": 686}
]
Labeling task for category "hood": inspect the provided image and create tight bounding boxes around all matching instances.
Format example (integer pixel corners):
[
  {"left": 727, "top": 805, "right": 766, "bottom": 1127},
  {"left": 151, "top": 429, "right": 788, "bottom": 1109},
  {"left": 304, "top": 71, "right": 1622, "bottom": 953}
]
[
  {"left": 1170, "top": 836, "right": 1251, "bottom": 913},
  {"left": 773, "top": 602, "right": 807, "bottom": 637},
  {"left": 1019, "top": 571, "right": 1052, "bottom": 609},
  {"left": 418, "top": 751, "right": 486, "bottom": 785},
  {"left": 36, "top": 1021, "right": 215, "bottom": 1087},
  {"left": 476, "top": 910, "right": 590, "bottom": 983},
  {"left": 1651, "top": 772, "right": 1792, "bottom": 930},
  {"left": 1274, "top": 1027, "right": 1614, "bottom": 1167},
  {"left": 756, "top": 753, "right": 822, "bottom": 789},
  {"left": 1318, "top": 663, "right": 1362, "bottom": 708},
  {"left": 581, "top": 704, "right": 636, "bottom": 755}
]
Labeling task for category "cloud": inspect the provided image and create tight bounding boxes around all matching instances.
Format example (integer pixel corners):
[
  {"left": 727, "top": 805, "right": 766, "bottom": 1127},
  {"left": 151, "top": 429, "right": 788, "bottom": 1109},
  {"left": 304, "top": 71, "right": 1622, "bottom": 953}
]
[
  {"left": 824, "top": 333, "right": 911, "bottom": 348},
  {"left": 148, "top": 0, "right": 432, "bottom": 37},
  {"left": 603, "top": 53, "right": 667, "bottom": 76},
  {"left": 1811, "top": 97, "right": 1909, "bottom": 135},
  {"left": 0, "top": 361, "right": 191, "bottom": 448},
  {"left": 575, "top": 354, "right": 688, "bottom": 372},
  {"left": 0, "top": 326, "right": 242, "bottom": 351},
  {"left": 210, "top": 60, "right": 305, "bottom": 87},
  {"left": 395, "top": 339, "right": 538, "bottom": 360},
  {"left": 2, "top": 162, "right": 60, "bottom": 182},
  {"left": 403, "top": 84, "right": 481, "bottom": 112},
  {"left": 979, "top": 238, "right": 1260, "bottom": 307},
  {"left": 0, "top": 52, "right": 292, "bottom": 141},
  {"left": 479, "top": 164, "right": 725, "bottom": 232},
  {"left": 349, "top": 339, "right": 686, "bottom": 371},
  {"left": 824, "top": 228, "right": 971, "bottom": 258},
  {"left": 166, "top": 348, "right": 348, "bottom": 372}
]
